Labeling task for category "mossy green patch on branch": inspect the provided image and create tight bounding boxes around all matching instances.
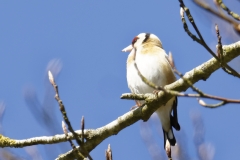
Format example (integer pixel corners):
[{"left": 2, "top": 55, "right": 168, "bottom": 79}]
[{"left": 0, "top": 134, "right": 16, "bottom": 147}]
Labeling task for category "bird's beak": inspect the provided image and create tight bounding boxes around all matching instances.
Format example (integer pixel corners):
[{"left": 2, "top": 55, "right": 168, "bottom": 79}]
[{"left": 122, "top": 45, "right": 133, "bottom": 52}]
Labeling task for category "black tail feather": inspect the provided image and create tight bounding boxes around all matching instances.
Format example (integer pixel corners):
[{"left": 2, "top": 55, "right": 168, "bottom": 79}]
[
  {"left": 171, "top": 115, "right": 180, "bottom": 131},
  {"left": 163, "top": 128, "right": 176, "bottom": 149},
  {"left": 171, "top": 97, "right": 180, "bottom": 131}
]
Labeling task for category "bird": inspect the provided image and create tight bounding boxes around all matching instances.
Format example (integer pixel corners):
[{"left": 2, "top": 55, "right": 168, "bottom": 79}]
[{"left": 122, "top": 33, "right": 180, "bottom": 148}]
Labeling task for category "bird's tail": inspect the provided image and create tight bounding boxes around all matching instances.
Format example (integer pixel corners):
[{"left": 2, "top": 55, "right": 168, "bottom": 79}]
[
  {"left": 163, "top": 126, "right": 176, "bottom": 148},
  {"left": 156, "top": 97, "right": 180, "bottom": 149},
  {"left": 171, "top": 97, "right": 180, "bottom": 131}
]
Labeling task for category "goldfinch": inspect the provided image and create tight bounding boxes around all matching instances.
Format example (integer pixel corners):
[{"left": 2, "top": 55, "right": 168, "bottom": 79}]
[{"left": 122, "top": 33, "right": 180, "bottom": 148}]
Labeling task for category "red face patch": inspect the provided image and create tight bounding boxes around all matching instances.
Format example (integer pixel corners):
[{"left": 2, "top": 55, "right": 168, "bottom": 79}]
[{"left": 132, "top": 37, "right": 139, "bottom": 45}]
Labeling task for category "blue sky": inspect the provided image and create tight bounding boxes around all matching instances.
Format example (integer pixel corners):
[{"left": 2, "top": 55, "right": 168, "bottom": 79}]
[{"left": 0, "top": 1, "right": 240, "bottom": 160}]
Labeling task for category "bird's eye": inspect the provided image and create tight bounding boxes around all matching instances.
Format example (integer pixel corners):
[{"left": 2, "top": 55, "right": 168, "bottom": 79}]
[{"left": 132, "top": 37, "right": 139, "bottom": 45}]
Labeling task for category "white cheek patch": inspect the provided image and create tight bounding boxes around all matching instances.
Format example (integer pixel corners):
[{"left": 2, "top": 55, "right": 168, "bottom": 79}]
[{"left": 122, "top": 45, "right": 133, "bottom": 52}]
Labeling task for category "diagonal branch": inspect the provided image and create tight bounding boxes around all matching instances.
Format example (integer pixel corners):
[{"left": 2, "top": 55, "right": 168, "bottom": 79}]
[
  {"left": 193, "top": 0, "right": 240, "bottom": 27},
  {"left": 216, "top": 0, "right": 240, "bottom": 21},
  {"left": 56, "top": 41, "right": 240, "bottom": 159},
  {"left": 180, "top": 0, "right": 240, "bottom": 78},
  {"left": 0, "top": 41, "right": 239, "bottom": 160},
  {"left": 48, "top": 71, "right": 92, "bottom": 160}
]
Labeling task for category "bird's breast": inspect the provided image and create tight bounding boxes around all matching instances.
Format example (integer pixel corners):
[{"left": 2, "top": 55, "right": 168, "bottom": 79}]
[{"left": 126, "top": 50, "right": 174, "bottom": 94}]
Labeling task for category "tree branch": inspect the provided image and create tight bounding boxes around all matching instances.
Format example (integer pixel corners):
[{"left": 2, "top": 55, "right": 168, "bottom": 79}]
[
  {"left": 216, "top": 0, "right": 240, "bottom": 21},
  {"left": 193, "top": 0, "right": 240, "bottom": 35},
  {"left": 180, "top": 0, "right": 240, "bottom": 78},
  {"left": 48, "top": 71, "right": 92, "bottom": 160},
  {"left": 57, "top": 41, "right": 240, "bottom": 159},
  {"left": 0, "top": 41, "right": 239, "bottom": 160}
]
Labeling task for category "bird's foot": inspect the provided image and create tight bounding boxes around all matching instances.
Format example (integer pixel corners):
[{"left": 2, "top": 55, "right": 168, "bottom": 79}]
[
  {"left": 130, "top": 100, "right": 142, "bottom": 110},
  {"left": 153, "top": 90, "right": 160, "bottom": 98}
]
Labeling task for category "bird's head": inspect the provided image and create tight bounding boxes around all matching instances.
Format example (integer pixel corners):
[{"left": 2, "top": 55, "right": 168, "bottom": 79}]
[{"left": 122, "top": 33, "right": 162, "bottom": 52}]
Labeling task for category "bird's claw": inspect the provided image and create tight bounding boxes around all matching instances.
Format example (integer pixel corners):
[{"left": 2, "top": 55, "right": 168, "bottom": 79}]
[{"left": 153, "top": 90, "right": 160, "bottom": 97}]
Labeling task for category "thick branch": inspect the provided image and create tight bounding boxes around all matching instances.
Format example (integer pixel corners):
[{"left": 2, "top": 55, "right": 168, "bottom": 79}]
[{"left": 0, "top": 130, "right": 93, "bottom": 148}]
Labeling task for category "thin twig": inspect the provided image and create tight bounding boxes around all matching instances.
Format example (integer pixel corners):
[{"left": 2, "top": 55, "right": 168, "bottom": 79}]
[
  {"left": 216, "top": 0, "right": 240, "bottom": 21},
  {"left": 62, "top": 121, "right": 84, "bottom": 159},
  {"left": 197, "top": 99, "right": 227, "bottom": 108},
  {"left": 214, "top": 24, "right": 234, "bottom": 74},
  {"left": 179, "top": 0, "right": 240, "bottom": 78},
  {"left": 169, "top": 52, "right": 204, "bottom": 96},
  {"left": 215, "top": 24, "right": 223, "bottom": 61},
  {"left": 180, "top": 7, "right": 202, "bottom": 44},
  {"left": 171, "top": 62, "right": 235, "bottom": 108},
  {"left": 173, "top": 68, "right": 204, "bottom": 95},
  {"left": 193, "top": 0, "right": 240, "bottom": 35},
  {"left": 179, "top": 1, "right": 205, "bottom": 42},
  {"left": 177, "top": 92, "right": 240, "bottom": 104},
  {"left": 179, "top": 4, "right": 219, "bottom": 57},
  {"left": 81, "top": 116, "right": 84, "bottom": 143},
  {"left": 48, "top": 71, "right": 92, "bottom": 160},
  {"left": 105, "top": 144, "right": 112, "bottom": 160},
  {"left": 122, "top": 92, "right": 240, "bottom": 108}
]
